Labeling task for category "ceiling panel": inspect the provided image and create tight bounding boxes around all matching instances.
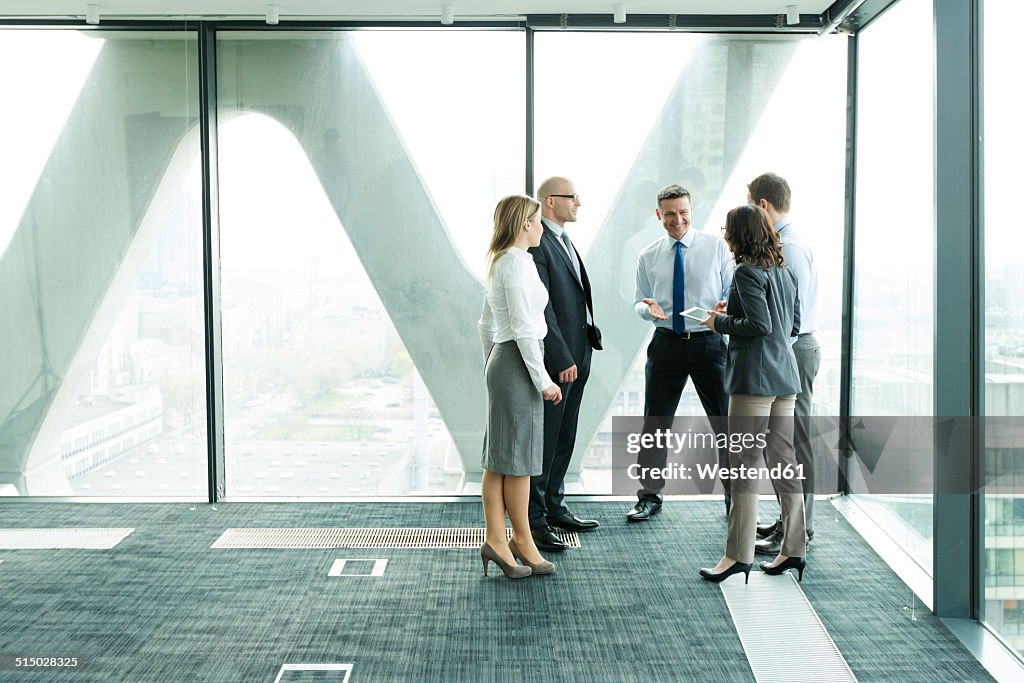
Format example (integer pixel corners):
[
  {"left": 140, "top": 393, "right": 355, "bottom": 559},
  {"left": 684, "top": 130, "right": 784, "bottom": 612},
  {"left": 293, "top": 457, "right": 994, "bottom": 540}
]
[{"left": 1, "top": 1, "right": 837, "bottom": 21}]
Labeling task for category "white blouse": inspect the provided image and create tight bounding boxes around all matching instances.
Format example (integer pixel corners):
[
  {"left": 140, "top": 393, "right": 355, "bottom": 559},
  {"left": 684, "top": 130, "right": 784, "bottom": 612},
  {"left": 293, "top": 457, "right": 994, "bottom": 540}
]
[{"left": 478, "top": 248, "right": 552, "bottom": 392}]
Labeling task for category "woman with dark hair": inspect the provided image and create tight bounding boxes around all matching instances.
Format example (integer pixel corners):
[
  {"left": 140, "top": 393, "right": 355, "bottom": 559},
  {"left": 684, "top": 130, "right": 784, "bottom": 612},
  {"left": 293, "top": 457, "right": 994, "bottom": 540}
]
[
  {"left": 698, "top": 204, "right": 807, "bottom": 583},
  {"left": 477, "top": 194, "right": 562, "bottom": 579}
]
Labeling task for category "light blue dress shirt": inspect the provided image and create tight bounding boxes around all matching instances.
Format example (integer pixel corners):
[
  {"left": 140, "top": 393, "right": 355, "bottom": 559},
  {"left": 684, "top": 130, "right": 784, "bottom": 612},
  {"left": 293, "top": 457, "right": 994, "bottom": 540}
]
[
  {"left": 776, "top": 217, "right": 818, "bottom": 335},
  {"left": 633, "top": 229, "right": 734, "bottom": 333}
]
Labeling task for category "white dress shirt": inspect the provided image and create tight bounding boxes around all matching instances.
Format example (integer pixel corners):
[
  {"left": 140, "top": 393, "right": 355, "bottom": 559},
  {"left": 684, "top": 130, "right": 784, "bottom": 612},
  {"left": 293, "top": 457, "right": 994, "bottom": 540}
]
[
  {"left": 478, "top": 247, "right": 552, "bottom": 392},
  {"left": 542, "top": 219, "right": 571, "bottom": 259},
  {"left": 633, "top": 229, "right": 735, "bottom": 333},
  {"left": 776, "top": 217, "right": 818, "bottom": 335}
]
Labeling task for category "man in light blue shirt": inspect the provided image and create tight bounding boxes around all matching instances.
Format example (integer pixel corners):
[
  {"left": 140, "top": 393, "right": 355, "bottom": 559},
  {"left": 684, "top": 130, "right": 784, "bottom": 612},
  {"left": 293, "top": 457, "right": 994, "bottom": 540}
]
[
  {"left": 626, "top": 184, "right": 734, "bottom": 522},
  {"left": 747, "top": 173, "right": 821, "bottom": 553}
]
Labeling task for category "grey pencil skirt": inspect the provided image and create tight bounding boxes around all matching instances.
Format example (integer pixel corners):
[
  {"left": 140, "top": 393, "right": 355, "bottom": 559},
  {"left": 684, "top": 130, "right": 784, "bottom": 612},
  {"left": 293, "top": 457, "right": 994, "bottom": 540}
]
[{"left": 481, "top": 341, "right": 545, "bottom": 476}]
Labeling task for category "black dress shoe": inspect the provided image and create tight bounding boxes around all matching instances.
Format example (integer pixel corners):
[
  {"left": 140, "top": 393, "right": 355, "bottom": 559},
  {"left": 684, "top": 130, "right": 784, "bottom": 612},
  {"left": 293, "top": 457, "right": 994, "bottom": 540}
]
[
  {"left": 626, "top": 499, "right": 662, "bottom": 522},
  {"left": 531, "top": 526, "right": 567, "bottom": 552},
  {"left": 754, "top": 529, "right": 782, "bottom": 556},
  {"left": 756, "top": 528, "right": 813, "bottom": 555},
  {"left": 756, "top": 519, "right": 780, "bottom": 539},
  {"left": 548, "top": 512, "right": 600, "bottom": 532}
]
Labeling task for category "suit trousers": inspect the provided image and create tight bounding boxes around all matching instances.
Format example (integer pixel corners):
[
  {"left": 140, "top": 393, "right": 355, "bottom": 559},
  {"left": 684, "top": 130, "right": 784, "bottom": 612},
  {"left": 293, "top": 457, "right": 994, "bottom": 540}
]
[
  {"left": 637, "top": 329, "right": 729, "bottom": 502},
  {"left": 725, "top": 393, "right": 806, "bottom": 564},
  {"left": 792, "top": 333, "right": 821, "bottom": 531},
  {"left": 528, "top": 349, "right": 591, "bottom": 529}
]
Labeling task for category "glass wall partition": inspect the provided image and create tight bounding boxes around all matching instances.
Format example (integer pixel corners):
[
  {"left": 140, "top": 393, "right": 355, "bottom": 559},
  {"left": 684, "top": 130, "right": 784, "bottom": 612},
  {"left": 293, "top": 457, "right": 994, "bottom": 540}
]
[
  {"left": 0, "top": 28, "right": 207, "bottom": 497},
  {"left": 533, "top": 32, "right": 848, "bottom": 493},
  {"left": 216, "top": 30, "right": 525, "bottom": 496},
  {"left": 0, "top": 24, "right": 850, "bottom": 502},
  {"left": 983, "top": 0, "right": 1024, "bottom": 658},
  {"left": 850, "top": 0, "right": 935, "bottom": 573}
]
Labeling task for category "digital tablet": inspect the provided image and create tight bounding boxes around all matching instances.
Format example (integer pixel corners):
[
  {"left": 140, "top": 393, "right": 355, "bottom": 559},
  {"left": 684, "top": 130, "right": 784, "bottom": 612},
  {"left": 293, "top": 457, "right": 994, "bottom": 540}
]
[{"left": 680, "top": 306, "right": 711, "bottom": 322}]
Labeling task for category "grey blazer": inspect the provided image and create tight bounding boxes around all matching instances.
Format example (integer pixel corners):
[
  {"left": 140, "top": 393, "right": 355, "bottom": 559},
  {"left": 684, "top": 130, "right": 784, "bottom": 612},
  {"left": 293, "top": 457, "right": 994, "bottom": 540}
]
[{"left": 714, "top": 263, "right": 801, "bottom": 397}]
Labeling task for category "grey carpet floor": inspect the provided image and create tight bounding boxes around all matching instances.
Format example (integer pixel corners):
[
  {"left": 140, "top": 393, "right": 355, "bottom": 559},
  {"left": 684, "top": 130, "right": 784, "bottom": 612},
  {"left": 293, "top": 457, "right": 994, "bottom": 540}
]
[{"left": 0, "top": 500, "right": 994, "bottom": 682}]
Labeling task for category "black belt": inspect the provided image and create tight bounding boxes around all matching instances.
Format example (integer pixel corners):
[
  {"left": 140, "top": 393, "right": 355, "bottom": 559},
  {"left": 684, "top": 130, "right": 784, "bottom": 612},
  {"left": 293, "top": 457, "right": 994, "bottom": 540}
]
[{"left": 655, "top": 327, "right": 716, "bottom": 340}]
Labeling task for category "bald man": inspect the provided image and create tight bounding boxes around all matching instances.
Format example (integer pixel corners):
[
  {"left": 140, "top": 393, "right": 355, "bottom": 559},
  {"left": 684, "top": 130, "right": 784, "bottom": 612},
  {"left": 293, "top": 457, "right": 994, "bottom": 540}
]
[{"left": 527, "top": 176, "right": 603, "bottom": 552}]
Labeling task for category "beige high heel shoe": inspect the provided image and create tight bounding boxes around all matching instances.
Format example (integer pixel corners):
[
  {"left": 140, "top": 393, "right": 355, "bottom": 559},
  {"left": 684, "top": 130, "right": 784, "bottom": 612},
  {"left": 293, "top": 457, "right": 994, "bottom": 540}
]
[
  {"left": 508, "top": 538, "right": 556, "bottom": 575},
  {"left": 480, "top": 542, "right": 531, "bottom": 579}
]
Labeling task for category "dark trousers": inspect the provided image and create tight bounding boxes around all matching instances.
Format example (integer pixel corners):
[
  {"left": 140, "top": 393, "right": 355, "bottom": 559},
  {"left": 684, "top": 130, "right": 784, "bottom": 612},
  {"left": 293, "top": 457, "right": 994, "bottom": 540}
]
[
  {"left": 528, "top": 350, "right": 591, "bottom": 529},
  {"left": 637, "top": 328, "right": 729, "bottom": 502}
]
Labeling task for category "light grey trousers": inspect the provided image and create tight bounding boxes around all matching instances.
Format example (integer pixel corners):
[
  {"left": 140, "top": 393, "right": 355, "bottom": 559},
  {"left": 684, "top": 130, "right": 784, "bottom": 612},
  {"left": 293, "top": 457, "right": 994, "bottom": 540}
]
[
  {"left": 793, "top": 333, "right": 821, "bottom": 531},
  {"left": 725, "top": 393, "right": 806, "bottom": 564}
]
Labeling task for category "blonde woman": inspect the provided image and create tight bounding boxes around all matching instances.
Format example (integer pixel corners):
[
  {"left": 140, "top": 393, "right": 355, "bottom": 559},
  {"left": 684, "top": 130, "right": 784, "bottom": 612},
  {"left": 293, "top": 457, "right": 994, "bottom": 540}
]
[{"left": 478, "top": 195, "right": 562, "bottom": 579}]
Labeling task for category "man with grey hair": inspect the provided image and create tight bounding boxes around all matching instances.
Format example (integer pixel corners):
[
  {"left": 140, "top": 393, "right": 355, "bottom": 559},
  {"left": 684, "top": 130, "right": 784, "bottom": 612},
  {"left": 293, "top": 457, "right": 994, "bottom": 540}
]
[
  {"left": 527, "top": 176, "right": 603, "bottom": 552},
  {"left": 628, "top": 183, "right": 734, "bottom": 522}
]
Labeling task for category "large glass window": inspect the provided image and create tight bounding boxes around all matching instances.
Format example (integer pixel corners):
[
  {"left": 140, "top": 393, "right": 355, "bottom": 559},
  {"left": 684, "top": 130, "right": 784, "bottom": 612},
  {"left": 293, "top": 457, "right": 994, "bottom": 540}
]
[
  {"left": 0, "top": 29, "right": 206, "bottom": 497},
  {"left": 216, "top": 30, "right": 524, "bottom": 496},
  {"left": 983, "top": 0, "right": 1024, "bottom": 658},
  {"left": 534, "top": 32, "right": 847, "bottom": 493},
  {"left": 850, "top": 0, "right": 935, "bottom": 572}
]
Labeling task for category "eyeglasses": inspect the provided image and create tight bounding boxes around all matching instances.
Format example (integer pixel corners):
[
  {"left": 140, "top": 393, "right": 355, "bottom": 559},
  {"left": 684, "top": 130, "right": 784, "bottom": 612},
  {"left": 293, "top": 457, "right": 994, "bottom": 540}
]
[{"left": 548, "top": 194, "right": 581, "bottom": 203}]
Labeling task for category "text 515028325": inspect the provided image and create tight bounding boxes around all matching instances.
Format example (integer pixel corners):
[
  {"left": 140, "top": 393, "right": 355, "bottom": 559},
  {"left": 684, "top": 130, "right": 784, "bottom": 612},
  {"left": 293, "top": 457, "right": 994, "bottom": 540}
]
[{"left": 0, "top": 655, "right": 84, "bottom": 670}]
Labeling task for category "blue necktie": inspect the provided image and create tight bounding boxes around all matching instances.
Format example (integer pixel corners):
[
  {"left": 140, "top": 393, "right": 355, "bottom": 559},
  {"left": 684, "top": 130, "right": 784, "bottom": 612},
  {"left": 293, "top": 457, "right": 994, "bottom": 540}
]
[{"left": 672, "top": 240, "right": 685, "bottom": 334}]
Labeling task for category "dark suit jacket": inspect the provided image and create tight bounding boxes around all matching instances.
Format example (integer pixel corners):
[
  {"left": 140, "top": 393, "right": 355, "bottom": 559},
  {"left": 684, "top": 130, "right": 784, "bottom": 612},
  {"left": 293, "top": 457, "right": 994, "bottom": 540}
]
[
  {"left": 529, "top": 220, "right": 602, "bottom": 379},
  {"left": 714, "top": 263, "right": 801, "bottom": 396}
]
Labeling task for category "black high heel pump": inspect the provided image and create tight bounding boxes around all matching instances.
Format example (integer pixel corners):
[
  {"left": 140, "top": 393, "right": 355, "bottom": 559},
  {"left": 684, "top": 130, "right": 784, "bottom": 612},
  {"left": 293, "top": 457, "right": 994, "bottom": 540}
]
[
  {"left": 699, "top": 561, "right": 752, "bottom": 584},
  {"left": 759, "top": 556, "right": 806, "bottom": 582}
]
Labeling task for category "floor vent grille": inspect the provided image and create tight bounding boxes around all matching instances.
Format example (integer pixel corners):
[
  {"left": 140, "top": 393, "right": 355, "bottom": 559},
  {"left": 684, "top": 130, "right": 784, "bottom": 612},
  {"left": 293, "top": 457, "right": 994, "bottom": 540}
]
[
  {"left": 211, "top": 527, "right": 581, "bottom": 549},
  {"left": 721, "top": 570, "right": 857, "bottom": 682},
  {"left": 0, "top": 528, "right": 135, "bottom": 549}
]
